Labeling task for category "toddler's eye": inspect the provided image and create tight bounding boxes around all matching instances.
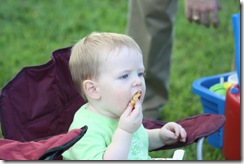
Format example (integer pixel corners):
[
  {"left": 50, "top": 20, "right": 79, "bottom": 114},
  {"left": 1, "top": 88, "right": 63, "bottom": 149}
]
[
  {"left": 120, "top": 74, "right": 128, "bottom": 79},
  {"left": 138, "top": 72, "right": 146, "bottom": 77}
]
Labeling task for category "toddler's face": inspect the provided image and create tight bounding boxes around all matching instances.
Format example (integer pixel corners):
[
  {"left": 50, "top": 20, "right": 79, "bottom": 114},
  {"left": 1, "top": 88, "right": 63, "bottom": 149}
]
[{"left": 96, "top": 46, "right": 146, "bottom": 118}]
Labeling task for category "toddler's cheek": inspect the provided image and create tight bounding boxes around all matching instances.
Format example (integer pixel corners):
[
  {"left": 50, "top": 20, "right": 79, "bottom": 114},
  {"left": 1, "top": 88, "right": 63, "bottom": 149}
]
[{"left": 114, "top": 97, "right": 130, "bottom": 110}]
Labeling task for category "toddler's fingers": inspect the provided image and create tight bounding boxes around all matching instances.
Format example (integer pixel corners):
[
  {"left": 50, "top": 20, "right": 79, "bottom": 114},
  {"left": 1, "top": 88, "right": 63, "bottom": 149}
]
[
  {"left": 179, "top": 128, "right": 187, "bottom": 142},
  {"left": 134, "top": 100, "right": 142, "bottom": 111},
  {"left": 168, "top": 123, "right": 181, "bottom": 137},
  {"left": 165, "top": 131, "right": 178, "bottom": 141},
  {"left": 122, "top": 103, "right": 133, "bottom": 117},
  {"left": 130, "top": 102, "right": 142, "bottom": 120}
]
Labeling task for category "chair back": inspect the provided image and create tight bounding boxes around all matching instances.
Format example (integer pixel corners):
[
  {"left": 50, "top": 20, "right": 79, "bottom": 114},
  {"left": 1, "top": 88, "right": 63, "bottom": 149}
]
[{"left": 0, "top": 46, "right": 86, "bottom": 142}]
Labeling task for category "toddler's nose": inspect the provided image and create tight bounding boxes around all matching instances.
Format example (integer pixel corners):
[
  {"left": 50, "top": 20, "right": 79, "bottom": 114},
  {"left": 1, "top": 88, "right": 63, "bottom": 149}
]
[{"left": 132, "top": 77, "right": 142, "bottom": 87}]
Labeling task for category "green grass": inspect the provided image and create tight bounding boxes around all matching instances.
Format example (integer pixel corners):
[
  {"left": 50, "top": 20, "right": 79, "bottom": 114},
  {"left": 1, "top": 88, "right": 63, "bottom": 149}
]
[{"left": 0, "top": 0, "right": 240, "bottom": 160}]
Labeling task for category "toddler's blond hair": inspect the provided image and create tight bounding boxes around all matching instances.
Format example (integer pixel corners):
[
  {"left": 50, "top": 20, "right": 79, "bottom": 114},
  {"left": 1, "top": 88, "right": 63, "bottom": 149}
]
[{"left": 69, "top": 32, "right": 142, "bottom": 99}]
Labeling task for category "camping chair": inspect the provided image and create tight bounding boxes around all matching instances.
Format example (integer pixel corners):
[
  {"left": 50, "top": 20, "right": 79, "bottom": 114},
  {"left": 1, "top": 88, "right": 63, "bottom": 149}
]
[{"left": 0, "top": 46, "right": 225, "bottom": 160}]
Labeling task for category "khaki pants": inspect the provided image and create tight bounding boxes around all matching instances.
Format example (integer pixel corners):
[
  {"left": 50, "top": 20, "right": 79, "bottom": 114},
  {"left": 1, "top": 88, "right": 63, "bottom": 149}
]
[{"left": 127, "top": 0, "right": 178, "bottom": 120}]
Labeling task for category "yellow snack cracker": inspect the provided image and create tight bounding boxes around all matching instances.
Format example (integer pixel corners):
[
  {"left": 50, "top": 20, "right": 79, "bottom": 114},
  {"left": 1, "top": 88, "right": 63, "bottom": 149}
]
[{"left": 130, "top": 92, "right": 141, "bottom": 108}]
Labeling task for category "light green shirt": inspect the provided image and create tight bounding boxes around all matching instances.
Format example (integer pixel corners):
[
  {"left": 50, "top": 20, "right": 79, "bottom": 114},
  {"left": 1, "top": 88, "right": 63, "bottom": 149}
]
[{"left": 62, "top": 103, "right": 151, "bottom": 160}]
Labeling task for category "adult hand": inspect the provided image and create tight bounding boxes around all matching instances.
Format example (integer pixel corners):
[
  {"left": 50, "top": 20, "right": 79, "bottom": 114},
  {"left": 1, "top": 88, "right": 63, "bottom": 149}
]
[{"left": 184, "top": 0, "right": 222, "bottom": 28}]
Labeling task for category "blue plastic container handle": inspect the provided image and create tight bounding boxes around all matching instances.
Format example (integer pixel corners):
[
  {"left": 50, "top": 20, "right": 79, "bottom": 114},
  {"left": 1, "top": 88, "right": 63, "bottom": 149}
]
[{"left": 232, "top": 13, "right": 240, "bottom": 86}]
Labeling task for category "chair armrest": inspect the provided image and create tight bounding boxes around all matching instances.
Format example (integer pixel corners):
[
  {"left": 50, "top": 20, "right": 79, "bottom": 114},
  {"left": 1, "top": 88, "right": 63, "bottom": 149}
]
[{"left": 142, "top": 113, "right": 225, "bottom": 151}]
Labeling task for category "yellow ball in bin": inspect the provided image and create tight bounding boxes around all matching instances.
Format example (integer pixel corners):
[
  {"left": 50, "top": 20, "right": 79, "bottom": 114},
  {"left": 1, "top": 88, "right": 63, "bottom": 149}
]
[{"left": 223, "top": 82, "right": 234, "bottom": 90}]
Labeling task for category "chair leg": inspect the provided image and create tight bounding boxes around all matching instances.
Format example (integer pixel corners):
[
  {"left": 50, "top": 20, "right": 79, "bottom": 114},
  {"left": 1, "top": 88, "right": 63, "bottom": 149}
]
[{"left": 196, "top": 137, "right": 204, "bottom": 160}]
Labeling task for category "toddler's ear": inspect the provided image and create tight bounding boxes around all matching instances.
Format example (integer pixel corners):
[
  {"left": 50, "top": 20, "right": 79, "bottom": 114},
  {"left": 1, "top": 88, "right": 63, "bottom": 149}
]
[{"left": 83, "top": 80, "right": 100, "bottom": 100}]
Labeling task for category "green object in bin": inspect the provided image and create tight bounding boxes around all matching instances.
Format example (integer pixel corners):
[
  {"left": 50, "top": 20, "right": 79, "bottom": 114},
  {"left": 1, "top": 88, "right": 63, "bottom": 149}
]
[{"left": 210, "top": 84, "right": 226, "bottom": 96}]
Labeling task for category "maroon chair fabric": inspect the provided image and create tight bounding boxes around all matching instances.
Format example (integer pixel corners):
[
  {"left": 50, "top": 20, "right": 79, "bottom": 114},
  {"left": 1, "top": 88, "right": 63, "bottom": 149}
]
[
  {"left": 0, "top": 126, "right": 87, "bottom": 160},
  {"left": 0, "top": 46, "right": 85, "bottom": 142}
]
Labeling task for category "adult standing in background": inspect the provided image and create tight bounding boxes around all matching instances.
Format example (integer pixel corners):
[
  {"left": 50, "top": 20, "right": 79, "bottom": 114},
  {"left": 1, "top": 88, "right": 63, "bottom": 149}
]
[{"left": 127, "top": 0, "right": 221, "bottom": 120}]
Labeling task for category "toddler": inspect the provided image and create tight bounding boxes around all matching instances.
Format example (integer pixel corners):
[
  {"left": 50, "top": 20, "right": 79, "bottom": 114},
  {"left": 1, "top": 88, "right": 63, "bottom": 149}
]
[{"left": 62, "top": 32, "right": 187, "bottom": 160}]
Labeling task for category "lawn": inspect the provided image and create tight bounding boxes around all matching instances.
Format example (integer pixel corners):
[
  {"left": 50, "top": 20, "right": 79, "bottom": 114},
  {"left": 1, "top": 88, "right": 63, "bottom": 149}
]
[{"left": 0, "top": 0, "right": 240, "bottom": 160}]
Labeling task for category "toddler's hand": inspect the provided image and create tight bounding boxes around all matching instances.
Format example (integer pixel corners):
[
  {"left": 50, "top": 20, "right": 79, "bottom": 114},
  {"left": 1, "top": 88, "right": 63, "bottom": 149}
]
[
  {"left": 118, "top": 101, "right": 143, "bottom": 134},
  {"left": 159, "top": 122, "right": 187, "bottom": 145}
]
